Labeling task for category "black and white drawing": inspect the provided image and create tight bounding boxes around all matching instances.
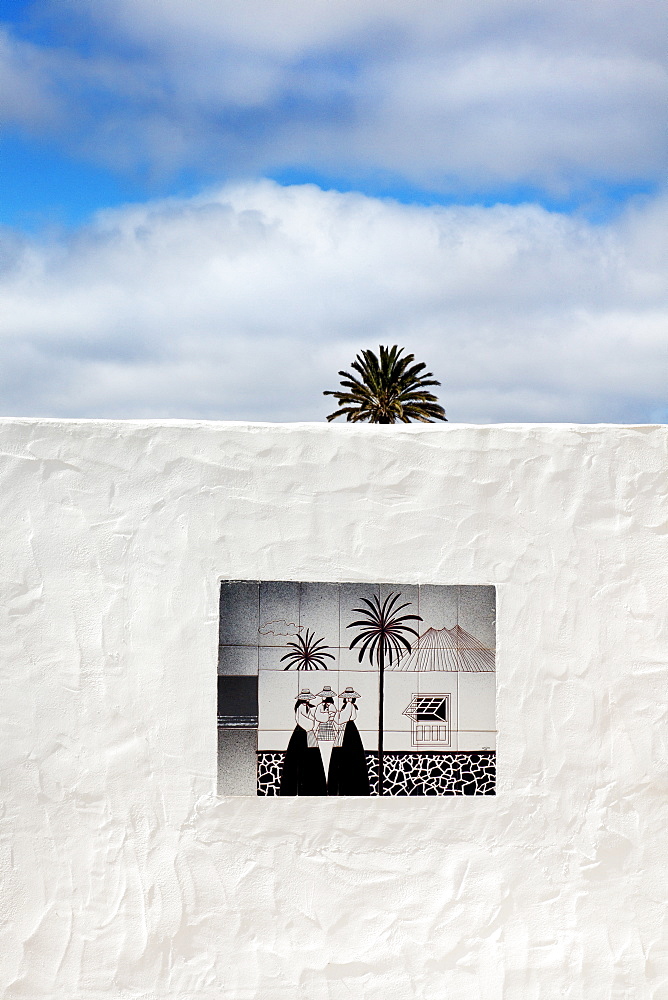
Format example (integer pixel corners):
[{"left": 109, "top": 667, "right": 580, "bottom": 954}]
[{"left": 218, "top": 582, "right": 496, "bottom": 796}]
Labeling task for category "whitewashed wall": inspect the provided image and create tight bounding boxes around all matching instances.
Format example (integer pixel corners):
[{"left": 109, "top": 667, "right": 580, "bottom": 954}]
[{"left": 0, "top": 419, "right": 665, "bottom": 1000}]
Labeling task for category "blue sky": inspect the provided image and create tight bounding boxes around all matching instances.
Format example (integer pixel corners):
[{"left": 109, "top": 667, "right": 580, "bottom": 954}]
[{"left": 0, "top": 0, "right": 666, "bottom": 421}]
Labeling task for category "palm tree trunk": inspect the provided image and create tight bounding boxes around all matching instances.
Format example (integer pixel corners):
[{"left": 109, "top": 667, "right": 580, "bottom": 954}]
[{"left": 378, "top": 644, "right": 385, "bottom": 795}]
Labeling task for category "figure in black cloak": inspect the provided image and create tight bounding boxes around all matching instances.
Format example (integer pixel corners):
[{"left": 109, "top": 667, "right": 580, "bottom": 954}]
[
  {"left": 313, "top": 685, "right": 338, "bottom": 784},
  {"left": 327, "top": 687, "right": 371, "bottom": 796},
  {"left": 279, "top": 688, "right": 327, "bottom": 795}
]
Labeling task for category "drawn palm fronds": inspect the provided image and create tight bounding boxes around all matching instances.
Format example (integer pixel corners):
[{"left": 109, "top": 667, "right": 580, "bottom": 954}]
[
  {"left": 348, "top": 592, "right": 422, "bottom": 667},
  {"left": 280, "top": 629, "right": 335, "bottom": 671}
]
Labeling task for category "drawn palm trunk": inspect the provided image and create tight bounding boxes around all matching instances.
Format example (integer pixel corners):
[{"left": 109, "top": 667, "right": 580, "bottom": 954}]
[
  {"left": 378, "top": 640, "right": 385, "bottom": 796},
  {"left": 347, "top": 593, "right": 421, "bottom": 796}
]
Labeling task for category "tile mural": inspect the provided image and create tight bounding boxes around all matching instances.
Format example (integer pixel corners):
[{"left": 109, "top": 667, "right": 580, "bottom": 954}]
[{"left": 218, "top": 582, "right": 496, "bottom": 796}]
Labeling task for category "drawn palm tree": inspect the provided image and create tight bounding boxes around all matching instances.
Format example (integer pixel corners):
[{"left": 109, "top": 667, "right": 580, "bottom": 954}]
[
  {"left": 347, "top": 592, "right": 422, "bottom": 794},
  {"left": 280, "top": 629, "right": 335, "bottom": 671},
  {"left": 323, "top": 345, "right": 447, "bottom": 423}
]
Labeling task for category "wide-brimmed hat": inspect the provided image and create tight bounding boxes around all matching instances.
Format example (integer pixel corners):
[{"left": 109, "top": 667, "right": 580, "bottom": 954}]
[
  {"left": 298, "top": 688, "right": 314, "bottom": 699},
  {"left": 339, "top": 686, "right": 361, "bottom": 699},
  {"left": 316, "top": 685, "right": 336, "bottom": 699}
]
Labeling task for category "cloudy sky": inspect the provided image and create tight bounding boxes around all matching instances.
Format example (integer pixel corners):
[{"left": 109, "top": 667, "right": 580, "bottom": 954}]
[{"left": 1, "top": 0, "right": 666, "bottom": 422}]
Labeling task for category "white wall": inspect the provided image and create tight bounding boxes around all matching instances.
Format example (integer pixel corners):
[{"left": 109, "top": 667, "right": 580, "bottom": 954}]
[{"left": 0, "top": 419, "right": 665, "bottom": 1000}]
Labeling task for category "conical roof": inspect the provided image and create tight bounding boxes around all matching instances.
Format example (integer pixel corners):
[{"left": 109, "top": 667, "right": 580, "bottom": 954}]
[{"left": 389, "top": 625, "right": 495, "bottom": 672}]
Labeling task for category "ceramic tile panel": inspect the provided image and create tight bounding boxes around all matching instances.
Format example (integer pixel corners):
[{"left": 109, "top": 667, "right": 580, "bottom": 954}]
[
  {"left": 310, "top": 676, "right": 340, "bottom": 708},
  {"left": 219, "top": 580, "right": 259, "bottom": 646},
  {"left": 415, "top": 671, "right": 458, "bottom": 750},
  {"left": 218, "top": 581, "right": 495, "bottom": 796},
  {"left": 258, "top": 644, "right": 339, "bottom": 672},
  {"left": 336, "top": 669, "right": 378, "bottom": 733},
  {"left": 339, "top": 583, "right": 380, "bottom": 653},
  {"left": 417, "top": 670, "right": 458, "bottom": 698},
  {"left": 217, "top": 675, "right": 258, "bottom": 725},
  {"left": 259, "top": 581, "right": 301, "bottom": 647},
  {"left": 218, "top": 644, "right": 259, "bottom": 676},
  {"left": 457, "top": 585, "right": 496, "bottom": 650},
  {"left": 354, "top": 730, "right": 378, "bottom": 751},
  {"left": 383, "top": 730, "right": 419, "bottom": 751},
  {"left": 458, "top": 671, "right": 496, "bottom": 732},
  {"left": 417, "top": 585, "right": 458, "bottom": 632},
  {"left": 383, "top": 671, "right": 418, "bottom": 732},
  {"left": 258, "top": 667, "right": 310, "bottom": 732},
  {"left": 338, "top": 644, "right": 377, "bottom": 671},
  {"left": 257, "top": 730, "right": 293, "bottom": 752},
  {"left": 258, "top": 645, "right": 291, "bottom": 671},
  {"left": 379, "top": 583, "right": 420, "bottom": 641},
  {"left": 457, "top": 731, "right": 497, "bottom": 751},
  {"left": 444, "top": 732, "right": 459, "bottom": 752},
  {"left": 299, "top": 582, "right": 340, "bottom": 651},
  {"left": 217, "top": 729, "right": 257, "bottom": 795}
]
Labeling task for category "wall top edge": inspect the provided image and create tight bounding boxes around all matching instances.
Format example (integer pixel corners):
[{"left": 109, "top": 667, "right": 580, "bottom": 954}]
[{"left": 0, "top": 418, "right": 665, "bottom": 432}]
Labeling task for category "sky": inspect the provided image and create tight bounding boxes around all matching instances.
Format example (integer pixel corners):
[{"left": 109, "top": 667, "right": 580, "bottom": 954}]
[{"left": 0, "top": 0, "right": 666, "bottom": 422}]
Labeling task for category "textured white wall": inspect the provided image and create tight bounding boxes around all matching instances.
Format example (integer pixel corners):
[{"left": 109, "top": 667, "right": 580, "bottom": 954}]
[{"left": 0, "top": 420, "right": 665, "bottom": 1000}]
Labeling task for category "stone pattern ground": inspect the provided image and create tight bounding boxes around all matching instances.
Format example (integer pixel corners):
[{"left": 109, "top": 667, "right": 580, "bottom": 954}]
[{"left": 257, "top": 751, "right": 496, "bottom": 795}]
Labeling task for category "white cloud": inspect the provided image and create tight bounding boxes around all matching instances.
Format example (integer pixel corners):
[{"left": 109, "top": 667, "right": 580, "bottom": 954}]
[
  {"left": 5, "top": 0, "right": 668, "bottom": 192},
  {"left": 69, "top": 0, "right": 668, "bottom": 62},
  {"left": 361, "top": 48, "right": 668, "bottom": 191},
  {"left": 0, "top": 28, "right": 63, "bottom": 130},
  {"left": 0, "top": 181, "right": 666, "bottom": 422}
]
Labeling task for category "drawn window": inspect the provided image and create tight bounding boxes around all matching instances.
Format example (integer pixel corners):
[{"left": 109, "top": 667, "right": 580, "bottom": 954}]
[{"left": 403, "top": 694, "right": 451, "bottom": 747}]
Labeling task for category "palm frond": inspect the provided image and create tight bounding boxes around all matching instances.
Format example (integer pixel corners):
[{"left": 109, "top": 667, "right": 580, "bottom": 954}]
[{"left": 324, "top": 345, "right": 447, "bottom": 423}]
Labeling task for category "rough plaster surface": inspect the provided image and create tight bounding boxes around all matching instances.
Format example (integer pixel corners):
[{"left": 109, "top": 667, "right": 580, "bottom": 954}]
[{"left": 0, "top": 419, "right": 666, "bottom": 1000}]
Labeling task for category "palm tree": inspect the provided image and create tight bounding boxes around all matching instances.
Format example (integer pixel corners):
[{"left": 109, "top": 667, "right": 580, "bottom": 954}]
[
  {"left": 280, "top": 629, "right": 335, "bottom": 670},
  {"left": 324, "top": 345, "right": 447, "bottom": 423},
  {"left": 347, "top": 593, "right": 422, "bottom": 795}
]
